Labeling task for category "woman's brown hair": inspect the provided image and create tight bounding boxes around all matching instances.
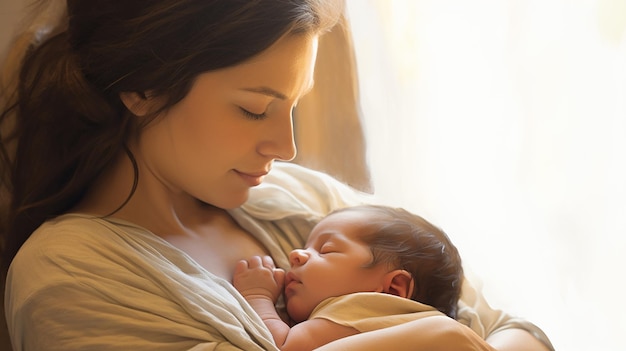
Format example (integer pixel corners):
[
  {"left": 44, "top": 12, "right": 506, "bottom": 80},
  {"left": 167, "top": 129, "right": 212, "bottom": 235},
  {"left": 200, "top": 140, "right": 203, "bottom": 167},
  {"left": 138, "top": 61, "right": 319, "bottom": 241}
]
[{"left": 0, "top": 0, "right": 342, "bottom": 273}]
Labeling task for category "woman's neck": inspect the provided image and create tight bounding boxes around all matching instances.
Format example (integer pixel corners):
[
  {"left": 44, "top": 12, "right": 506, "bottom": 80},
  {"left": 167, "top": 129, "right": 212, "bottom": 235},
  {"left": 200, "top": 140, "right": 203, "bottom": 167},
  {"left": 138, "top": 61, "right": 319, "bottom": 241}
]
[
  {"left": 74, "top": 150, "right": 221, "bottom": 238},
  {"left": 73, "top": 150, "right": 269, "bottom": 281}
]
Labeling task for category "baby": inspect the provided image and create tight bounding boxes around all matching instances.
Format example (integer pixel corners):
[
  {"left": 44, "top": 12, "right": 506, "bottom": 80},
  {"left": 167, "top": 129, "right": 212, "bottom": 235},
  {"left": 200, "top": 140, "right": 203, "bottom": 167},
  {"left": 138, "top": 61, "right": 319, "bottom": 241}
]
[{"left": 233, "top": 204, "right": 463, "bottom": 351}]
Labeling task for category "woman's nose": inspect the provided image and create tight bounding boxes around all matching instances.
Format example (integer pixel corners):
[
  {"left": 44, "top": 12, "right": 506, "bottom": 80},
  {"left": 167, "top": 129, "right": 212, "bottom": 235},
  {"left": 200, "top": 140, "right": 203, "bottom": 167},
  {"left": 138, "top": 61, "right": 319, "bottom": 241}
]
[
  {"left": 257, "top": 109, "right": 297, "bottom": 161},
  {"left": 288, "top": 249, "right": 309, "bottom": 267}
]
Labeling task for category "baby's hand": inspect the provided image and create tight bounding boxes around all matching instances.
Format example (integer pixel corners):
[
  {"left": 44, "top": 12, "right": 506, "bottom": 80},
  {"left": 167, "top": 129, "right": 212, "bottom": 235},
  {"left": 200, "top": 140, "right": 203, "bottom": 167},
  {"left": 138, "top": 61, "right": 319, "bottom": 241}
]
[{"left": 233, "top": 255, "right": 285, "bottom": 303}]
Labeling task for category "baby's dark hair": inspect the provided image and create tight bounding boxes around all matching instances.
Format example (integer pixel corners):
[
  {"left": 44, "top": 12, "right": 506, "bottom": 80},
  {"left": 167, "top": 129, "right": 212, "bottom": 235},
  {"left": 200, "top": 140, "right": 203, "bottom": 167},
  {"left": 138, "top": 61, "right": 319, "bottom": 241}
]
[{"left": 331, "top": 205, "right": 463, "bottom": 319}]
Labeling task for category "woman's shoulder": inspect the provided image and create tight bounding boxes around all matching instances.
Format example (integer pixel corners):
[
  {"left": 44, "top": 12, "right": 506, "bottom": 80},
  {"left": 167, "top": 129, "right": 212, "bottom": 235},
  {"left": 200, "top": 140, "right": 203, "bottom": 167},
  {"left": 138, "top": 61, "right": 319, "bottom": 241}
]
[
  {"left": 18, "top": 213, "right": 139, "bottom": 250},
  {"left": 5, "top": 215, "right": 123, "bottom": 308},
  {"left": 6, "top": 213, "right": 184, "bottom": 307},
  {"left": 8, "top": 213, "right": 156, "bottom": 281},
  {"left": 243, "top": 162, "right": 374, "bottom": 219},
  {"left": 265, "top": 162, "right": 371, "bottom": 199}
]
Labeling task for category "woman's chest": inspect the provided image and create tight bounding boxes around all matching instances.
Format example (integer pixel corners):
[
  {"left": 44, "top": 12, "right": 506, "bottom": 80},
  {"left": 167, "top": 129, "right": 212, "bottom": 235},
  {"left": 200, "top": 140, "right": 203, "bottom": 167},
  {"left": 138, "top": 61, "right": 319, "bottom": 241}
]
[{"left": 164, "top": 219, "right": 269, "bottom": 281}]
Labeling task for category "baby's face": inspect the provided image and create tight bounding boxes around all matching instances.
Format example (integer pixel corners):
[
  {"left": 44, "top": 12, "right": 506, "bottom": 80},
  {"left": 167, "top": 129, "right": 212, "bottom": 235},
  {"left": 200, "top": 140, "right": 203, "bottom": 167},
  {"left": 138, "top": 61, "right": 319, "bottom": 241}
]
[{"left": 284, "top": 210, "right": 390, "bottom": 322}]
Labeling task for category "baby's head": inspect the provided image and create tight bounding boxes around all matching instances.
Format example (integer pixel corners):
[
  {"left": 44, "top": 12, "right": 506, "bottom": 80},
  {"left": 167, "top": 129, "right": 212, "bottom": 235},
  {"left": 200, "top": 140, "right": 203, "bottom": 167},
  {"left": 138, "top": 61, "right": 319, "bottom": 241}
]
[
  {"left": 286, "top": 204, "right": 463, "bottom": 322},
  {"left": 331, "top": 205, "right": 464, "bottom": 318}
]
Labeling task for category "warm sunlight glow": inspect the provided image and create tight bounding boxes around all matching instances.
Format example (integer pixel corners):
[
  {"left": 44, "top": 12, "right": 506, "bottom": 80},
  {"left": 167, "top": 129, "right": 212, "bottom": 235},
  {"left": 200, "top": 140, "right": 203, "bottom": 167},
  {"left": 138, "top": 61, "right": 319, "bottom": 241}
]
[{"left": 347, "top": 1, "right": 626, "bottom": 350}]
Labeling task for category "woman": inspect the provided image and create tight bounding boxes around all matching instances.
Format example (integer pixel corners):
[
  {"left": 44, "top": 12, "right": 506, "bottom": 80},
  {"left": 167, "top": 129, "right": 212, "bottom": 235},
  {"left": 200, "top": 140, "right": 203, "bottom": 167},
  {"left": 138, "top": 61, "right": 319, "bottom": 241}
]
[{"left": 0, "top": 0, "right": 553, "bottom": 350}]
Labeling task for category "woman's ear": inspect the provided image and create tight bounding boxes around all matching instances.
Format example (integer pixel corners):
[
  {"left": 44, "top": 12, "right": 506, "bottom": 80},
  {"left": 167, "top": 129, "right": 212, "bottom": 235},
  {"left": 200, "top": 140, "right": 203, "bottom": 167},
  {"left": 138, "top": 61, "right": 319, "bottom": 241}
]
[
  {"left": 119, "top": 91, "right": 153, "bottom": 116},
  {"left": 381, "top": 269, "right": 415, "bottom": 299}
]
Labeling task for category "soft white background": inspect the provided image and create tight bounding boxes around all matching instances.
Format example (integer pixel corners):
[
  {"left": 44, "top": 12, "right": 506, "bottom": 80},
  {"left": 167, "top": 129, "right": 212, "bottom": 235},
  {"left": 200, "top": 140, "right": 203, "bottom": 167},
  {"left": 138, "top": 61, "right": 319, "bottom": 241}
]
[
  {"left": 1, "top": 1, "right": 625, "bottom": 350},
  {"left": 346, "top": 1, "right": 626, "bottom": 350}
]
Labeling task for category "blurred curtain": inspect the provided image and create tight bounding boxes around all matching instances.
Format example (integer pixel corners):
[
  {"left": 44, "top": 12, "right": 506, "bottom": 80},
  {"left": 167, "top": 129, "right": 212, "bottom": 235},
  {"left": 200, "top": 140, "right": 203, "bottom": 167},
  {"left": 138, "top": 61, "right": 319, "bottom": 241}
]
[
  {"left": 345, "top": 1, "right": 626, "bottom": 351},
  {"left": 293, "top": 12, "right": 371, "bottom": 192}
]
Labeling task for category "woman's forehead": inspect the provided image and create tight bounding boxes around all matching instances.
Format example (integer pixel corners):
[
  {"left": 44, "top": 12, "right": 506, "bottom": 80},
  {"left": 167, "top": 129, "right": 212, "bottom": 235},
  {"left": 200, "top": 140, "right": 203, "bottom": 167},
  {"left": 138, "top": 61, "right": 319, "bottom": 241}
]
[{"left": 220, "top": 34, "right": 319, "bottom": 102}]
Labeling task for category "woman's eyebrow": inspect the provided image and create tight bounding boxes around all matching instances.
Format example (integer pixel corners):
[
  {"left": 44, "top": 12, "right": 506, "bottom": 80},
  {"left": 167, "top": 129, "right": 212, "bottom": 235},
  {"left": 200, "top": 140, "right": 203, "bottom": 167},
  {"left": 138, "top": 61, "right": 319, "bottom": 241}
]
[{"left": 240, "top": 86, "right": 287, "bottom": 100}]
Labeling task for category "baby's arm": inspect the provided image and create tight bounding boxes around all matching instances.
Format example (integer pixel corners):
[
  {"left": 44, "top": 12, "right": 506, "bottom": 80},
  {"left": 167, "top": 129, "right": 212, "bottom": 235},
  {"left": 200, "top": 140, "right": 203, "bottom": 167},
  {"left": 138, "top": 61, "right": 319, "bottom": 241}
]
[
  {"left": 233, "top": 255, "right": 289, "bottom": 345},
  {"left": 233, "top": 256, "right": 359, "bottom": 351},
  {"left": 280, "top": 318, "right": 359, "bottom": 351}
]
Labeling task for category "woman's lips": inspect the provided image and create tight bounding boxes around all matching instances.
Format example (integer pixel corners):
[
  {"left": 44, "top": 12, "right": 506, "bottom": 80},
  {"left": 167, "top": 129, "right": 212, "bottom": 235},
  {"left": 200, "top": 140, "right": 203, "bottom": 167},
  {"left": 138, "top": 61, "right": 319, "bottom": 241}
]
[{"left": 234, "top": 170, "right": 268, "bottom": 186}]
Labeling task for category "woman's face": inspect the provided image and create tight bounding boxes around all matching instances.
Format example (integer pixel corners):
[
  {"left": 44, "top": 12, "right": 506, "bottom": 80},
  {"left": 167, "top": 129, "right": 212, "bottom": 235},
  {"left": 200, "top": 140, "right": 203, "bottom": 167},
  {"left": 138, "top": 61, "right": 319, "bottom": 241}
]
[
  {"left": 284, "top": 211, "right": 391, "bottom": 322},
  {"left": 135, "top": 34, "right": 318, "bottom": 209}
]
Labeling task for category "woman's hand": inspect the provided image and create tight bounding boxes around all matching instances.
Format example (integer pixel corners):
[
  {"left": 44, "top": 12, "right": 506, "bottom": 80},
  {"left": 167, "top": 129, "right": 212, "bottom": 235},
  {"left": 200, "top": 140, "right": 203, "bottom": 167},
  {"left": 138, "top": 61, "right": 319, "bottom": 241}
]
[
  {"left": 486, "top": 329, "right": 551, "bottom": 351},
  {"left": 313, "top": 315, "right": 497, "bottom": 351},
  {"left": 233, "top": 255, "right": 285, "bottom": 303}
]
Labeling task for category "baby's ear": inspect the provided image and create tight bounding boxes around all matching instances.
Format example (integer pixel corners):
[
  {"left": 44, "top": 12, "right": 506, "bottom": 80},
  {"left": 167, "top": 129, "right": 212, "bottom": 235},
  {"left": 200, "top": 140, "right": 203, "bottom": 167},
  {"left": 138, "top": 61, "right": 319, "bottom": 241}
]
[
  {"left": 119, "top": 91, "right": 155, "bottom": 116},
  {"left": 381, "top": 270, "right": 415, "bottom": 299}
]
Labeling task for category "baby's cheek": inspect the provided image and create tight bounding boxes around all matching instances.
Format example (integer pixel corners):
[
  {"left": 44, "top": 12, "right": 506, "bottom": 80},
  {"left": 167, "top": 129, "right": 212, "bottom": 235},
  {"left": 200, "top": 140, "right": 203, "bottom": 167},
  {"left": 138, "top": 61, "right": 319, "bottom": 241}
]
[{"left": 286, "top": 297, "right": 312, "bottom": 323}]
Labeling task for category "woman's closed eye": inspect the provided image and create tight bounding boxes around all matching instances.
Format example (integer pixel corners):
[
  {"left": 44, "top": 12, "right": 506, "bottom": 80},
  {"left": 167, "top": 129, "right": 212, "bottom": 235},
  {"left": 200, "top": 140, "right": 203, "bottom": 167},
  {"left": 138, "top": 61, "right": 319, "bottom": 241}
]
[{"left": 239, "top": 106, "right": 267, "bottom": 120}]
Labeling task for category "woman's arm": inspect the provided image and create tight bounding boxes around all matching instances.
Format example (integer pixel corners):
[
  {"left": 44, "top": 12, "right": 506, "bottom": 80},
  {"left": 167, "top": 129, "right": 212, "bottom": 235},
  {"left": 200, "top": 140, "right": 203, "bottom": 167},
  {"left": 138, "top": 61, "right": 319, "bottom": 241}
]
[
  {"left": 456, "top": 275, "right": 554, "bottom": 351},
  {"left": 486, "top": 329, "right": 551, "bottom": 351},
  {"left": 313, "top": 317, "right": 551, "bottom": 351}
]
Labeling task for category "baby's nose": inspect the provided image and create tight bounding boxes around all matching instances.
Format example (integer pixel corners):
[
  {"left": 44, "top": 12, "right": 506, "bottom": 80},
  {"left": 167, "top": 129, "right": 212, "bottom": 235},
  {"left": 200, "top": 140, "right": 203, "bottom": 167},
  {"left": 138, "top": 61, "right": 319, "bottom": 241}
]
[{"left": 288, "top": 249, "right": 309, "bottom": 267}]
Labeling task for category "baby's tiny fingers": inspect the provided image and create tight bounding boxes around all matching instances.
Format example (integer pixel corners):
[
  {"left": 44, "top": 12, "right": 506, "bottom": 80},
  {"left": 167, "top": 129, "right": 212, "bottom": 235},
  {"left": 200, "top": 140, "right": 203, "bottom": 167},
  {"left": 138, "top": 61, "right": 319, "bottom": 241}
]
[
  {"left": 261, "top": 255, "right": 275, "bottom": 269},
  {"left": 233, "top": 259, "right": 249, "bottom": 275},
  {"left": 247, "top": 255, "right": 264, "bottom": 268},
  {"left": 273, "top": 268, "right": 286, "bottom": 286}
]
